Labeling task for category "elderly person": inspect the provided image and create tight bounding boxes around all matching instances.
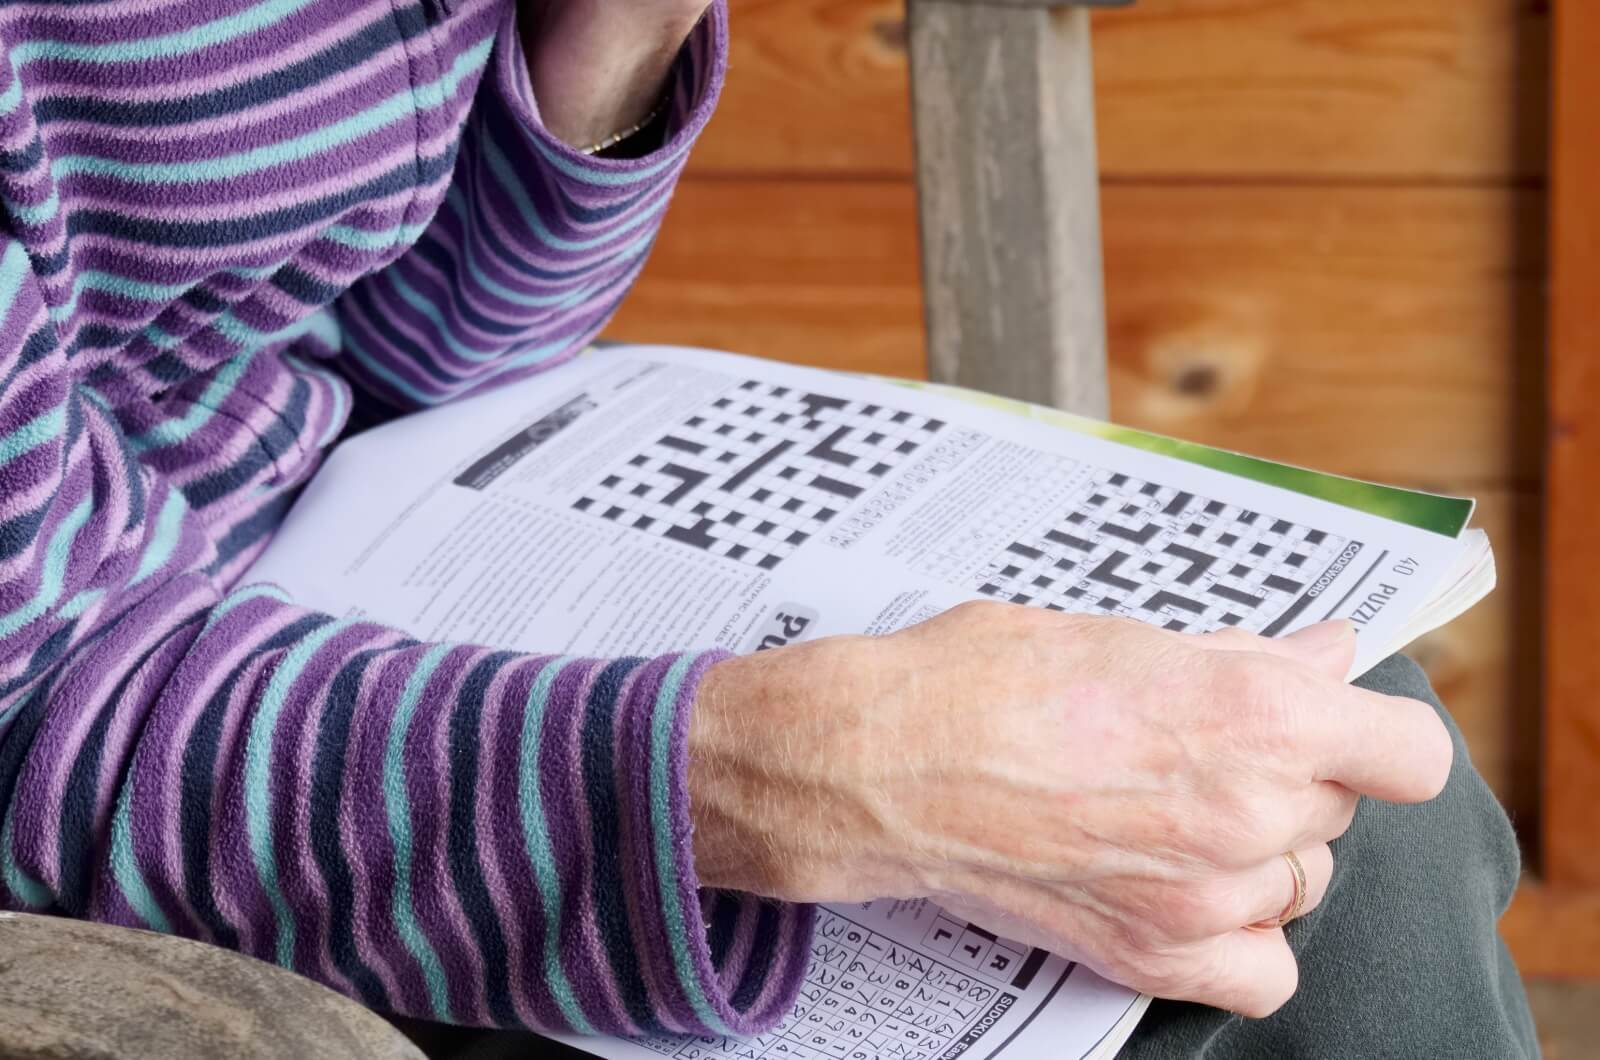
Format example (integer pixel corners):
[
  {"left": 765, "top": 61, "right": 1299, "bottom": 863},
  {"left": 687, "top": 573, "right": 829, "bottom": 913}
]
[{"left": 0, "top": 1, "right": 1535, "bottom": 1057}]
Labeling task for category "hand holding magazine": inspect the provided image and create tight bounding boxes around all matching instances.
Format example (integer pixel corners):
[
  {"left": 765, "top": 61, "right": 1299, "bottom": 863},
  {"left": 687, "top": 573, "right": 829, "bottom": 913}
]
[{"left": 249, "top": 346, "right": 1493, "bottom": 1060}]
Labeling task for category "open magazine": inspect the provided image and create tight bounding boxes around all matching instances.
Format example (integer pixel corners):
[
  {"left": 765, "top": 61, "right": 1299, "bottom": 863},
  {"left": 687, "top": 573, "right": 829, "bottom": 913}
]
[{"left": 248, "top": 345, "right": 1494, "bottom": 1060}]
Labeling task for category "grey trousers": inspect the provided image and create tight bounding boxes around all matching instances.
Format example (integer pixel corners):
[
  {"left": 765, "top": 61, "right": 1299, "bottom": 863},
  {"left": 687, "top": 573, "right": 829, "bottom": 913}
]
[{"left": 401, "top": 655, "right": 1539, "bottom": 1060}]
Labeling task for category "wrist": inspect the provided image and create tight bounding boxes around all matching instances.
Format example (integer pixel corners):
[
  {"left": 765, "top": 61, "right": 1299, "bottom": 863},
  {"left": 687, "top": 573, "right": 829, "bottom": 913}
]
[
  {"left": 687, "top": 637, "right": 906, "bottom": 902},
  {"left": 522, "top": 0, "right": 710, "bottom": 149}
]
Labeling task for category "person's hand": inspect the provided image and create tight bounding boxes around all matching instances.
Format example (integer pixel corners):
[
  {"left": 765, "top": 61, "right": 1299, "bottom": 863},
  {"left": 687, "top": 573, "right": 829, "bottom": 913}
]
[
  {"left": 687, "top": 604, "right": 1453, "bottom": 1018},
  {"left": 521, "top": 0, "right": 715, "bottom": 149}
]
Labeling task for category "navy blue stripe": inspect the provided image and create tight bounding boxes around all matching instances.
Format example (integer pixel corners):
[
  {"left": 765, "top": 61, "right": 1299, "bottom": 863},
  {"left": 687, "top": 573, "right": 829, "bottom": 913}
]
[
  {"left": 308, "top": 647, "right": 393, "bottom": 1011},
  {"left": 580, "top": 657, "right": 665, "bottom": 1036},
  {"left": 446, "top": 651, "right": 522, "bottom": 1027}
]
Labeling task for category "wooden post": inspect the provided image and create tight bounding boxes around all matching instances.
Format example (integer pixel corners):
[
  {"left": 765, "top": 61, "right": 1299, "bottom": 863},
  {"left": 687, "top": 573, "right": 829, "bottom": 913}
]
[
  {"left": 907, "top": 0, "right": 1129, "bottom": 418},
  {"left": 1544, "top": 0, "right": 1600, "bottom": 890}
]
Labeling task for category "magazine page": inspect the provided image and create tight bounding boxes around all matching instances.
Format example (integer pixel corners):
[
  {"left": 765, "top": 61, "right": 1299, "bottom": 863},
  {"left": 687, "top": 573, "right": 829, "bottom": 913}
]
[{"left": 247, "top": 344, "right": 1484, "bottom": 1060}]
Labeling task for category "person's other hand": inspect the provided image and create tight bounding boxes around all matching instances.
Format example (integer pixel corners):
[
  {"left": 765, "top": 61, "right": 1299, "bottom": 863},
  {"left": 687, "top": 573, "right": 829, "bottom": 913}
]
[
  {"left": 522, "top": 0, "right": 715, "bottom": 149},
  {"left": 688, "top": 605, "right": 1452, "bottom": 1018}
]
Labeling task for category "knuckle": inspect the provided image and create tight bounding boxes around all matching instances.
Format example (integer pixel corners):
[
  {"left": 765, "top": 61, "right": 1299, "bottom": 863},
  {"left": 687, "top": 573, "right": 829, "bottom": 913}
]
[{"left": 1155, "top": 879, "right": 1240, "bottom": 941}]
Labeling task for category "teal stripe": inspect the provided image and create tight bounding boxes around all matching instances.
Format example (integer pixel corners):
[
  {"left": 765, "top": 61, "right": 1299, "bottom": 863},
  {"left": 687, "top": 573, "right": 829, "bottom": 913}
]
[
  {"left": 47, "top": 40, "right": 492, "bottom": 186},
  {"left": 0, "top": 240, "right": 33, "bottom": 314},
  {"left": 649, "top": 655, "right": 727, "bottom": 1032},
  {"left": 0, "top": 498, "right": 93, "bottom": 641},
  {"left": 128, "top": 490, "right": 188, "bottom": 588},
  {"left": 12, "top": 0, "right": 319, "bottom": 65},
  {"left": 322, "top": 220, "right": 430, "bottom": 252},
  {"left": 0, "top": 406, "right": 65, "bottom": 469},
  {"left": 517, "top": 657, "right": 594, "bottom": 1033},
  {"left": 482, "top": 139, "right": 671, "bottom": 253},
  {"left": 107, "top": 772, "right": 174, "bottom": 931},
  {"left": 0, "top": 813, "right": 53, "bottom": 909},
  {"left": 382, "top": 643, "right": 456, "bottom": 1021},
  {"left": 57, "top": 586, "right": 104, "bottom": 620},
  {"left": 244, "top": 618, "right": 350, "bottom": 968},
  {"left": 9, "top": 188, "right": 60, "bottom": 228},
  {"left": 0, "top": 72, "right": 23, "bottom": 116}
]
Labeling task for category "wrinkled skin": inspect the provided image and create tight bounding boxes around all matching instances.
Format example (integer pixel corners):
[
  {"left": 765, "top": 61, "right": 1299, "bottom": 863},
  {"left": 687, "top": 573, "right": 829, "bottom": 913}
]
[{"left": 689, "top": 605, "right": 1452, "bottom": 1018}]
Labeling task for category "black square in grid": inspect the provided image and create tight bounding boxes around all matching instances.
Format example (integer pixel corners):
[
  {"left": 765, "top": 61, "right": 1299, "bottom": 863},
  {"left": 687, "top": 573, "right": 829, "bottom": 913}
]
[
  {"left": 1272, "top": 519, "right": 1294, "bottom": 534},
  {"left": 752, "top": 488, "right": 771, "bottom": 502},
  {"left": 1034, "top": 575, "right": 1055, "bottom": 588},
  {"left": 1187, "top": 522, "right": 1207, "bottom": 536},
  {"left": 787, "top": 529, "right": 808, "bottom": 545},
  {"left": 693, "top": 501, "right": 712, "bottom": 516},
  {"left": 817, "top": 507, "right": 837, "bottom": 521},
  {"left": 629, "top": 455, "right": 649, "bottom": 467},
  {"left": 574, "top": 497, "right": 593, "bottom": 512},
  {"left": 1001, "top": 565, "right": 1021, "bottom": 578},
  {"left": 713, "top": 397, "right": 731, "bottom": 408},
  {"left": 1205, "top": 500, "right": 1226, "bottom": 515},
  {"left": 717, "top": 452, "right": 737, "bottom": 463},
  {"left": 1251, "top": 542, "right": 1272, "bottom": 557},
  {"left": 1232, "top": 563, "right": 1252, "bottom": 577},
  {"left": 871, "top": 462, "right": 892, "bottom": 476},
  {"left": 866, "top": 432, "right": 885, "bottom": 445},
  {"left": 783, "top": 498, "right": 803, "bottom": 512},
  {"left": 759, "top": 555, "right": 780, "bottom": 570},
  {"left": 1110, "top": 474, "right": 1129, "bottom": 486},
  {"left": 779, "top": 467, "right": 798, "bottom": 479},
  {"left": 756, "top": 520, "right": 777, "bottom": 534},
  {"left": 1286, "top": 553, "right": 1307, "bottom": 567},
  {"left": 631, "top": 483, "right": 651, "bottom": 497},
  {"left": 1306, "top": 529, "right": 1327, "bottom": 544},
  {"left": 633, "top": 515, "right": 654, "bottom": 530},
  {"left": 1141, "top": 483, "right": 1160, "bottom": 496},
  {"left": 897, "top": 440, "right": 917, "bottom": 454},
  {"left": 1218, "top": 533, "right": 1239, "bottom": 546},
  {"left": 602, "top": 475, "right": 620, "bottom": 488}
]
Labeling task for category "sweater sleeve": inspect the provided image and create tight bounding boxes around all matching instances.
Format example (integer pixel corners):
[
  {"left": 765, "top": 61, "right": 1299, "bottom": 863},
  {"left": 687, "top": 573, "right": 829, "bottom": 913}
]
[
  {"left": 0, "top": 18, "right": 819, "bottom": 1036},
  {"left": 333, "top": 1, "right": 726, "bottom": 422}
]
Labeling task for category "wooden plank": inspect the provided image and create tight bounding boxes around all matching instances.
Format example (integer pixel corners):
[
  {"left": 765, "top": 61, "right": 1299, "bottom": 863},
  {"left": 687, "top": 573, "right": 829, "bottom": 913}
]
[
  {"left": 611, "top": 180, "right": 1543, "bottom": 485},
  {"left": 1543, "top": 0, "right": 1600, "bottom": 889},
  {"left": 692, "top": 0, "right": 1548, "bottom": 180},
  {"left": 1502, "top": 883, "right": 1600, "bottom": 979},
  {"left": 908, "top": 1, "right": 1109, "bottom": 415}
]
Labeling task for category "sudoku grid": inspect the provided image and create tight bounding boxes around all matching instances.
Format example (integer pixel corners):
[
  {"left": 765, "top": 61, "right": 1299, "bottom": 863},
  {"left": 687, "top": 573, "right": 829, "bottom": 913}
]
[{"left": 574, "top": 381, "right": 944, "bottom": 570}]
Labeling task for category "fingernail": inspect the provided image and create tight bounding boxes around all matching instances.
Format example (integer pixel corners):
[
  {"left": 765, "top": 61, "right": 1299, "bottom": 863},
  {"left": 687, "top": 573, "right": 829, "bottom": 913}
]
[{"left": 1285, "top": 619, "right": 1355, "bottom": 648}]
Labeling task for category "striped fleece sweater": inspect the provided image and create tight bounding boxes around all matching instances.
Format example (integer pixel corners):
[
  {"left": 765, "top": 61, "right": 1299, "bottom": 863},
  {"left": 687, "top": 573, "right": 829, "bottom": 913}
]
[{"left": 0, "top": 0, "right": 814, "bottom": 1038}]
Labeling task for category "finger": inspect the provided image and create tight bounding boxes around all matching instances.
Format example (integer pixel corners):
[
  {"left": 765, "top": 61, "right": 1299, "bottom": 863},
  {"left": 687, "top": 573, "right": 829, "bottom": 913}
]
[
  {"left": 1300, "top": 680, "right": 1454, "bottom": 803},
  {"left": 1172, "top": 928, "right": 1300, "bottom": 1018},
  {"left": 1239, "top": 844, "right": 1332, "bottom": 930},
  {"left": 1278, "top": 781, "right": 1360, "bottom": 852},
  {"left": 1196, "top": 620, "right": 1355, "bottom": 683}
]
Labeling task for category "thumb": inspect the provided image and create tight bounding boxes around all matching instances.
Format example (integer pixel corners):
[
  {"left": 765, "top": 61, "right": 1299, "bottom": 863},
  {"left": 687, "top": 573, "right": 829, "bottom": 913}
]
[{"left": 1270, "top": 619, "right": 1358, "bottom": 682}]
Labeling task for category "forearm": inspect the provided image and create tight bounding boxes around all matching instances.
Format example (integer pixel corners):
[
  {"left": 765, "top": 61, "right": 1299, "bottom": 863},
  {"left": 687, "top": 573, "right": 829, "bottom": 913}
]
[{"left": 521, "top": 0, "right": 712, "bottom": 149}]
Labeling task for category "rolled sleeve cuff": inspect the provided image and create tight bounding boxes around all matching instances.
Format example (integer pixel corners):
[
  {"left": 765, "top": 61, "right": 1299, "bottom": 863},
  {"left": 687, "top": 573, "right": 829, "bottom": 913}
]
[{"left": 617, "top": 650, "right": 817, "bottom": 1037}]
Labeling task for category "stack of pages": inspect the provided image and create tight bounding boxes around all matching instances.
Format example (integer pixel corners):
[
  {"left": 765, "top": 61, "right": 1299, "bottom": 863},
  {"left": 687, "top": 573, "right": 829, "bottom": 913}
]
[{"left": 251, "top": 345, "right": 1494, "bottom": 1060}]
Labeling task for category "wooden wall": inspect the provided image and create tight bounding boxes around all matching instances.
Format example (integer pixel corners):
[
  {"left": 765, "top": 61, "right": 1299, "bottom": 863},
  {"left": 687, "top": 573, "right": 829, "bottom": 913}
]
[{"left": 608, "top": 0, "right": 1550, "bottom": 825}]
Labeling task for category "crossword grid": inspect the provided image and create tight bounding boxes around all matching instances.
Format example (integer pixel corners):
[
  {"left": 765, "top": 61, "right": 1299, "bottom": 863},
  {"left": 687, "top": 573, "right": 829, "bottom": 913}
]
[
  {"left": 975, "top": 470, "right": 1353, "bottom": 633},
  {"left": 638, "top": 909, "right": 1029, "bottom": 1060},
  {"left": 576, "top": 381, "right": 944, "bottom": 570}
]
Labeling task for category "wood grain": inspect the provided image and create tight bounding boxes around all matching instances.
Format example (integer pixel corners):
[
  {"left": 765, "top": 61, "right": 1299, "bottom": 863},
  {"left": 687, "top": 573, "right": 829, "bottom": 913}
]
[
  {"left": 613, "top": 179, "right": 1543, "bottom": 485},
  {"left": 909, "top": 1, "right": 1110, "bottom": 415},
  {"left": 1542, "top": 0, "right": 1600, "bottom": 889},
  {"left": 693, "top": 0, "right": 1549, "bottom": 180}
]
